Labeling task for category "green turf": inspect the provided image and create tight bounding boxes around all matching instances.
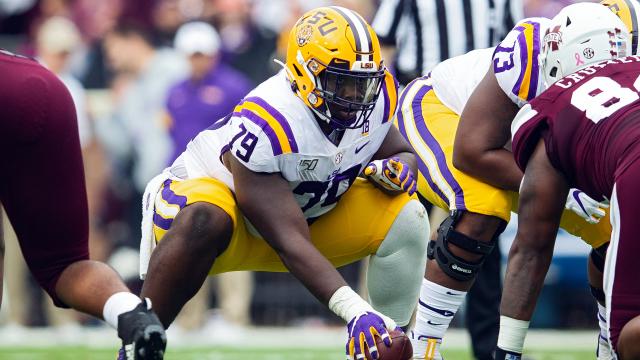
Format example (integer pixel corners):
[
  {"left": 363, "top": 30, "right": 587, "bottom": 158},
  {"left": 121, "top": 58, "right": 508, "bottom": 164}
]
[{"left": 0, "top": 347, "right": 595, "bottom": 360}]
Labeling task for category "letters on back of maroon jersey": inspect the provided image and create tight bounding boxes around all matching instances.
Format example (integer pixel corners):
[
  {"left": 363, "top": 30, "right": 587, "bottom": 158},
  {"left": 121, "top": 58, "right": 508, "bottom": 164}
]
[{"left": 512, "top": 55, "right": 640, "bottom": 199}]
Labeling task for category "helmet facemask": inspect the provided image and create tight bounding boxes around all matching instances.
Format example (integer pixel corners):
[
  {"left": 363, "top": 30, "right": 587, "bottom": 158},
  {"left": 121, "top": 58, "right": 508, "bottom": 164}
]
[{"left": 310, "top": 60, "right": 385, "bottom": 130}]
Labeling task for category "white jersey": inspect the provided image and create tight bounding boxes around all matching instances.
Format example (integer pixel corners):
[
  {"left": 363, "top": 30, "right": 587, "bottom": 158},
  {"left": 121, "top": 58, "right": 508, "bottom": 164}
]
[
  {"left": 430, "top": 48, "right": 494, "bottom": 115},
  {"left": 429, "top": 17, "right": 550, "bottom": 113},
  {"left": 171, "top": 70, "right": 398, "bottom": 219}
]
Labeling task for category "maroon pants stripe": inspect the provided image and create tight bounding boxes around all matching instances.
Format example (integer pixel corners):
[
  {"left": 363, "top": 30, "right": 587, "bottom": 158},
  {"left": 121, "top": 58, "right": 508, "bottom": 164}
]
[{"left": 606, "top": 159, "right": 640, "bottom": 353}]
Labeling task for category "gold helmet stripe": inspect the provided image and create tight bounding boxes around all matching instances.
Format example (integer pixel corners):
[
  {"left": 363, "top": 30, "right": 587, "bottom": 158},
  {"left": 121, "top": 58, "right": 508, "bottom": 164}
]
[{"left": 331, "top": 6, "right": 373, "bottom": 62}]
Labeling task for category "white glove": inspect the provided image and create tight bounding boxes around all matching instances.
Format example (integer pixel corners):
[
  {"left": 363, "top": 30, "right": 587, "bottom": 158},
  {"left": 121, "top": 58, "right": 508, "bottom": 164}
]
[{"left": 565, "top": 189, "right": 609, "bottom": 224}]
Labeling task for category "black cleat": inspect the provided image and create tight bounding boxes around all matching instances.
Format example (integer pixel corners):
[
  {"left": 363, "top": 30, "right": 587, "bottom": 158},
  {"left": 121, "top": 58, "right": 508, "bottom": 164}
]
[{"left": 117, "top": 298, "right": 166, "bottom": 360}]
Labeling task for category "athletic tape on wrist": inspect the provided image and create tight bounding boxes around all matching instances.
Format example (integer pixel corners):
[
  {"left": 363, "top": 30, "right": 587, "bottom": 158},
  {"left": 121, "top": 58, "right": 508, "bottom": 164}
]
[
  {"left": 497, "top": 315, "right": 530, "bottom": 353},
  {"left": 328, "top": 286, "right": 373, "bottom": 323}
]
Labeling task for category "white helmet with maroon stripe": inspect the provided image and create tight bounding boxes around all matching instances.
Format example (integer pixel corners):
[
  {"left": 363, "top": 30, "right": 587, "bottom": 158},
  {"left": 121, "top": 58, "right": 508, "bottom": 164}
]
[{"left": 542, "top": 2, "right": 631, "bottom": 86}]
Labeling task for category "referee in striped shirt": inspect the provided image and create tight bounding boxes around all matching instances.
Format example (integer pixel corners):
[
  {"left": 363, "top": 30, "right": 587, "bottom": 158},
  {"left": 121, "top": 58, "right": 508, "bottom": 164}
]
[
  {"left": 372, "top": 0, "right": 523, "bottom": 85},
  {"left": 372, "top": 1, "right": 523, "bottom": 360}
]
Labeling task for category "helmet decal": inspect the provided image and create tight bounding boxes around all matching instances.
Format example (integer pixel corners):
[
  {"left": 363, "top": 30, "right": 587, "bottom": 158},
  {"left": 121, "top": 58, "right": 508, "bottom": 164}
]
[
  {"left": 601, "top": 0, "right": 640, "bottom": 54},
  {"left": 542, "top": 2, "right": 631, "bottom": 86},
  {"left": 609, "top": 28, "right": 629, "bottom": 56},
  {"left": 544, "top": 25, "right": 562, "bottom": 52},
  {"left": 296, "top": 24, "right": 314, "bottom": 47}
]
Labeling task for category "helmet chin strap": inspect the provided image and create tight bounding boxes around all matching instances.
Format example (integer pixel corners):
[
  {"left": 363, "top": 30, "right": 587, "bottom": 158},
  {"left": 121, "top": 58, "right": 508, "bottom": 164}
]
[{"left": 273, "top": 59, "right": 294, "bottom": 82}]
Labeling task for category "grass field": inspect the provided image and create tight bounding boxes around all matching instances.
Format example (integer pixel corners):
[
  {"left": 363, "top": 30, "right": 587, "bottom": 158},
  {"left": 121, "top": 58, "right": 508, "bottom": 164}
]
[
  {"left": 0, "top": 327, "right": 598, "bottom": 359},
  {"left": 0, "top": 347, "right": 595, "bottom": 360}
]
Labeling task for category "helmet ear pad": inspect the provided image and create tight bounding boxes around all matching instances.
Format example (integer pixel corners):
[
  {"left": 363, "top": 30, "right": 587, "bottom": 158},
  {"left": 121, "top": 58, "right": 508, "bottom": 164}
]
[{"left": 542, "top": 2, "right": 631, "bottom": 86}]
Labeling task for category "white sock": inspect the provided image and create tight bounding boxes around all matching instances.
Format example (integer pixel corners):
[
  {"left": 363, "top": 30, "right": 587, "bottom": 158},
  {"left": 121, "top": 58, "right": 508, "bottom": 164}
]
[
  {"left": 412, "top": 278, "right": 466, "bottom": 359},
  {"left": 597, "top": 302, "right": 608, "bottom": 341},
  {"left": 103, "top": 292, "right": 142, "bottom": 329}
]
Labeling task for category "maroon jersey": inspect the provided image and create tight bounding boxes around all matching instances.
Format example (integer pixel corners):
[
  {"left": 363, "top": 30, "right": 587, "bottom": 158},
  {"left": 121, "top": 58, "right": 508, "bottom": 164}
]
[{"left": 512, "top": 56, "right": 640, "bottom": 200}]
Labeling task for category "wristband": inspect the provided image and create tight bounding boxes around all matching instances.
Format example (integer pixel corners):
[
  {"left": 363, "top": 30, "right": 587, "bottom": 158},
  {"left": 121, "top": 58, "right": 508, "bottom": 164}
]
[
  {"left": 497, "top": 315, "right": 530, "bottom": 353},
  {"left": 328, "top": 286, "right": 373, "bottom": 323}
]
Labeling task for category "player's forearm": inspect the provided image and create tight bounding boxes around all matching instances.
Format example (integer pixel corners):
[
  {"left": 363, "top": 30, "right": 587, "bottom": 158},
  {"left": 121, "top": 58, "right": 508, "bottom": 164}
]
[
  {"left": 500, "top": 239, "right": 554, "bottom": 320},
  {"left": 272, "top": 236, "right": 348, "bottom": 304},
  {"left": 454, "top": 147, "right": 523, "bottom": 191},
  {"left": 274, "top": 240, "right": 379, "bottom": 326}
]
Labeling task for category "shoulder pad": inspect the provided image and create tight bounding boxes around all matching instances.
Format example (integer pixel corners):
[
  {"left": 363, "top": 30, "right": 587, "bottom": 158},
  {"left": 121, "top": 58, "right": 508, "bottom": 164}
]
[
  {"left": 228, "top": 97, "right": 300, "bottom": 173},
  {"left": 493, "top": 17, "right": 550, "bottom": 108}
]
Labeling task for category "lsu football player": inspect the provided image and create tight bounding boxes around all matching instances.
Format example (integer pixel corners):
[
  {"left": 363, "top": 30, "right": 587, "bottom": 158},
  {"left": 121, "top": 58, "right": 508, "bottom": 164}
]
[
  {"left": 396, "top": 1, "right": 640, "bottom": 358},
  {"left": 138, "top": 7, "right": 429, "bottom": 360}
]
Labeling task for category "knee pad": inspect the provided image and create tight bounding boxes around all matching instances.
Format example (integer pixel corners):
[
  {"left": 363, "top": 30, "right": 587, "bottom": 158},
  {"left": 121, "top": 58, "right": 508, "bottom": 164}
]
[
  {"left": 376, "top": 199, "right": 429, "bottom": 257},
  {"left": 368, "top": 199, "right": 429, "bottom": 327},
  {"left": 427, "top": 210, "right": 506, "bottom": 282}
]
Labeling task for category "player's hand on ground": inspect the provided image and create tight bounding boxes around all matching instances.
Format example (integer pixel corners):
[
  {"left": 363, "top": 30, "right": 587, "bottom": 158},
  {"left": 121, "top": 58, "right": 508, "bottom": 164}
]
[
  {"left": 565, "top": 188, "right": 609, "bottom": 224},
  {"left": 364, "top": 158, "right": 417, "bottom": 195},
  {"left": 346, "top": 311, "right": 397, "bottom": 360}
]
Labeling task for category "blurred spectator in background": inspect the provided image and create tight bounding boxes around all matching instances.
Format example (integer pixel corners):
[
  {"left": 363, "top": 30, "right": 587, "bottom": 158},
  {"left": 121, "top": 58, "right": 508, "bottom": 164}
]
[
  {"left": 36, "top": 16, "right": 89, "bottom": 147},
  {"left": 166, "top": 21, "right": 251, "bottom": 164},
  {"left": 94, "top": 23, "right": 187, "bottom": 290},
  {"left": 210, "top": 0, "right": 277, "bottom": 85},
  {"left": 152, "top": 0, "right": 187, "bottom": 46},
  {"left": 72, "top": 0, "right": 124, "bottom": 89},
  {"left": 99, "top": 22, "right": 186, "bottom": 197},
  {"left": 35, "top": 14, "right": 113, "bottom": 265}
]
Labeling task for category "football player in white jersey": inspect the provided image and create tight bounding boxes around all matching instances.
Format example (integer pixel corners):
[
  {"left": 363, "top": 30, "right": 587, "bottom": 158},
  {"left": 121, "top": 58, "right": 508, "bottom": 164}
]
[
  {"left": 396, "top": 1, "right": 640, "bottom": 358},
  {"left": 138, "top": 7, "right": 430, "bottom": 359}
]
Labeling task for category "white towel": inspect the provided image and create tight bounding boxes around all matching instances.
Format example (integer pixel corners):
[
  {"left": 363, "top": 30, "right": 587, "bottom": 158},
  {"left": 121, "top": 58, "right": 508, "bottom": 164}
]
[{"left": 139, "top": 170, "right": 173, "bottom": 279}]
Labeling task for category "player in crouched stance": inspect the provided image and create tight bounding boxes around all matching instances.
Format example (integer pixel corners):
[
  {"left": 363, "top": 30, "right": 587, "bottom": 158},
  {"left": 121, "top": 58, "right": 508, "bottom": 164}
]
[
  {"left": 138, "top": 7, "right": 428, "bottom": 360},
  {"left": 496, "top": 4, "right": 640, "bottom": 359}
]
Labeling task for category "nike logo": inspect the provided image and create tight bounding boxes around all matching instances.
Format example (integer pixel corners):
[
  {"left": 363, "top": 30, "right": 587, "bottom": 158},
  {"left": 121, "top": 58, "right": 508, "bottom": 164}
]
[
  {"left": 355, "top": 141, "right": 370, "bottom": 154},
  {"left": 418, "top": 300, "right": 455, "bottom": 317},
  {"left": 446, "top": 291, "right": 461, "bottom": 296},
  {"left": 572, "top": 190, "right": 589, "bottom": 216},
  {"left": 416, "top": 334, "right": 442, "bottom": 341},
  {"left": 427, "top": 320, "right": 444, "bottom": 326}
]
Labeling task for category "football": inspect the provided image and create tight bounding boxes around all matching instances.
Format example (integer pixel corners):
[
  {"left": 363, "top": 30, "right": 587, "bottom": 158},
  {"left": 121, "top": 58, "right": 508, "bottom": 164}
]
[{"left": 364, "top": 329, "right": 413, "bottom": 360}]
